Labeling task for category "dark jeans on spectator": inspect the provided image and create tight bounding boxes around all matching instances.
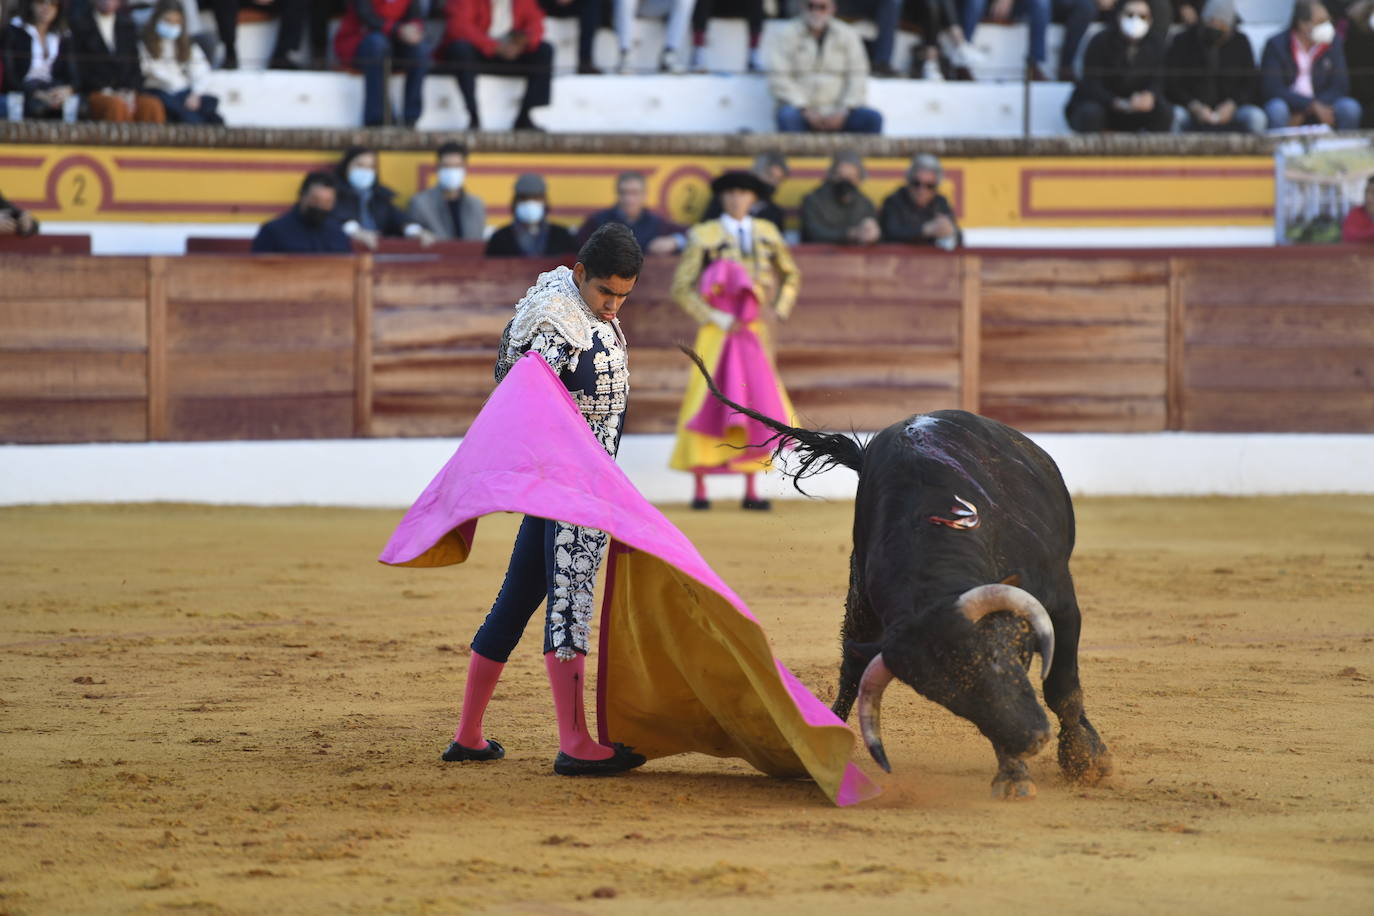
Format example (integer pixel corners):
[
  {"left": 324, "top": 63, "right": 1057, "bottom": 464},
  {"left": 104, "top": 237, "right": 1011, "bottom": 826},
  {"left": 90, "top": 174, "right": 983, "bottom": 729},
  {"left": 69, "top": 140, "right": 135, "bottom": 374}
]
[
  {"left": 692, "top": 0, "right": 763, "bottom": 41},
  {"left": 149, "top": 88, "right": 224, "bottom": 124},
  {"left": 212, "top": 0, "right": 307, "bottom": 66},
  {"left": 356, "top": 30, "right": 430, "bottom": 126},
  {"left": 1066, "top": 98, "right": 1171, "bottom": 132},
  {"left": 538, "top": 0, "right": 601, "bottom": 67},
  {"left": 1053, "top": 0, "right": 1097, "bottom": 76},
  {"left": 310, "top": 0, "right": 346, "bottom": 65},
  {"left": 837, "top": 0, "right": 900, "bottom": 69},
  {"left": 442, "top": 40, "right": 554, "bottom": 127},
  {"left": 776, "top": 104, "right": 884, "bottom": 133}
]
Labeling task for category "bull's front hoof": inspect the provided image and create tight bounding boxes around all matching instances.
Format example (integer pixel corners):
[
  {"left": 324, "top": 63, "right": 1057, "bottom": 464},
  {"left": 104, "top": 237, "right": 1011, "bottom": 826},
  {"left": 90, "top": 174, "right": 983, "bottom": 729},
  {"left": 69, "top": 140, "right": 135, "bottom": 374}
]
[
  {"left": 991, "top": 775, "right": 1038, "bottom": 800},
  {"left": 1058, "top": 726, "right": 1114, "bottom": 785}
]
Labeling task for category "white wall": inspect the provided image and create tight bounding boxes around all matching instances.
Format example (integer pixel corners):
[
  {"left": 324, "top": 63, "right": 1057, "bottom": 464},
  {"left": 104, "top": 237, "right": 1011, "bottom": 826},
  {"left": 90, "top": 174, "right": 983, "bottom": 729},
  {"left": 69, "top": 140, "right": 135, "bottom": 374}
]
[{"left": 2, "top": 433, "right": 1371, "bottom": 508}]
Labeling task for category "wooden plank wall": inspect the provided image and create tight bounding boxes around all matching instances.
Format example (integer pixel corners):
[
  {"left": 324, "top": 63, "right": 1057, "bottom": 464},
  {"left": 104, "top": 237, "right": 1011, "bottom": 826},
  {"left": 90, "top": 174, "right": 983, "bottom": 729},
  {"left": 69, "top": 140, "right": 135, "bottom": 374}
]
[
  {"left": 1177, "top": 253, "right": 1374, "bottom": 432},
  {"left": 978, "top": 255, "right": 1171, "bottom": 432},
  {"left": 0, "top": 255, "right": 149, "bottom": 442},
  {"left": 1, "top": 250, "right": 1371, "bottom": 444},
  {"left": 160, "top": 256, "right": 358, "bottom": 440}
]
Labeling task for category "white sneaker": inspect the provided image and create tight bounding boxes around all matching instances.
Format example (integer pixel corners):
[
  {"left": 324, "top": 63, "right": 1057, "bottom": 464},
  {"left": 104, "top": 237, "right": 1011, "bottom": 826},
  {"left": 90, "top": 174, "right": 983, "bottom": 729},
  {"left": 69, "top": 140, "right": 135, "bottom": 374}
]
[
  {"left": 921, "top": 58, "right": 944, "bottom": 81},
  {"left": 747, "top": 47, "right": 764, "bottom": 73},
  {"left": 689, "top": 45, "right": 706, "bottom": 72},
  {"left": 661, "top": 48, "right": 686, "bottom": 74}
]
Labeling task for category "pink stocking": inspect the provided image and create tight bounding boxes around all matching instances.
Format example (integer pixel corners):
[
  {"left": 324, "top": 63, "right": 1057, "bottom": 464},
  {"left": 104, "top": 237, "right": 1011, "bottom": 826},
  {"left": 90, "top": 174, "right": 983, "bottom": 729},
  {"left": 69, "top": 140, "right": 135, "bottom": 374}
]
[
  {"left": 453, "top": 651, "right": 504, "bottom": 750},
  {"left": 545, "top": 651, "right": 612, "bottom": 760},
  {"left": 693, "top": 470, "right": 708, "bottom": 502},
  {"left": 744, "top": 473, "right": 759, "bottom": 502}
]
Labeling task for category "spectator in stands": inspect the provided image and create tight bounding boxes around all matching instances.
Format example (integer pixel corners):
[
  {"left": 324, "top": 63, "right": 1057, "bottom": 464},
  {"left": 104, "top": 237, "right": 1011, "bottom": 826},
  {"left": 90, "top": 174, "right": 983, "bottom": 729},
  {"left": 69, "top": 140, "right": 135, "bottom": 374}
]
[
  {"left": 958, "top": 0, "right": 1057, "bottom": 81},
  {"left": 538, "top": 0, "right": 601, "bottom": 74},
  {"left": 441, "top": 0, "right": 553, "bottom": 130},
  {"left": 701, "top": 152, "right": 788, "bottom": 231},
  {"left": 332, "top": 146, "right": 431, "bottom": 249},
  {"left": 1260, "top": 0, "right": 1363, "bottom": 130},
  {"left": 690, "top": 0, "right": 763, "bottom": 72},
  {"left": 139, "top": 0, "right": 224, "bottom": 123},
  {"left": 252, "top": 171, "right": 352, "bottom": 253},
  {"left": 837, "top": 0, "right": 899, "bottom": 75},
  {"left": 1341, "top": 176, "right": 1374, "bottom": 241},
  {"left": 1164, "top": 0, "right": 1264, "bottom": 132},
  {"left": 334, "top": 0, "right": 429, "bottom": 128},
  {"left": 70, "top": 0, "right": 166, "bottom": 123},
  {"left": 879, "top": 152, "right": 961, "bottom": 249},
  {"left": 578, "top": 171, "right": 685, "bottom": 253},
  {"left": 309, "top": 0, "right": 344, "bottom": 68},
  {"left": 1065, "top": 0, "right": 1171, "bottom": 133},
  {"left": 211, "top": 0, "right": 306, "bottom": 70},
  {"left": 766, "top": 0, "right": 882, "bottom": 134},
  {"left": 615, "top": 0, "right": 691, "bottom": 73},
  {"left": 406, "top": 141, "right": 487, "bottom": 241},
  {"left": 2, "top": 0, "right": 75, "bottom": 120},
  {"left": 486, "top": 173, "right": 579, "bottom": 257},
  {"left": 1347, "top": 0, "right": 1374, "bottom": 127},
  {"left": 800, "top": 150, "right": 880, "bottom": 245},
  {"left": 1054, "top": 0, "right": 1112, "bottom": 82},
  {"left": 0, "top": 191, "right": 39, "bottom": 236}
]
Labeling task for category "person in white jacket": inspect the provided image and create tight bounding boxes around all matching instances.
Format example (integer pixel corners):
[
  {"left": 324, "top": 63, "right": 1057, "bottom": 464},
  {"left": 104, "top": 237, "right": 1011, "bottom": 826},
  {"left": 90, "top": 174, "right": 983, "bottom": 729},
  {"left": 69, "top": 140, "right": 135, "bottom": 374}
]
[
  {"left": 765, "top": 0, "right": 882, "bottom": 133},
  {"left": 137, "top": 0, "right": 222, "bottom": 124}
]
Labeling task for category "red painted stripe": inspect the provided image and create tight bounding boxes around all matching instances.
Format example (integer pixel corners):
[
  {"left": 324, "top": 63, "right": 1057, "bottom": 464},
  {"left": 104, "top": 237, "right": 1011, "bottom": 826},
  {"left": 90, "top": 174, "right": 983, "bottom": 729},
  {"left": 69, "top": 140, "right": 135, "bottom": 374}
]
[
  {"left": 0, "top": 155, "right": 46, "bottom": 168},
  {"left": 1020, "top": 165, "right": 1274, "bottom": 220},
  {"left": 113, "top": 156, "right": 334, "bottom": 172}
]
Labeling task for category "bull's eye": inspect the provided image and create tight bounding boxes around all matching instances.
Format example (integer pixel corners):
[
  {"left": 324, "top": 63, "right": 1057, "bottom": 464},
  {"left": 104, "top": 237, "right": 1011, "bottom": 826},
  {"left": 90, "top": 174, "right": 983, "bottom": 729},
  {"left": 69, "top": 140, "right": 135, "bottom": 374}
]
[{"left": 928, "top": 495, "right": 980, "bottom": 530}]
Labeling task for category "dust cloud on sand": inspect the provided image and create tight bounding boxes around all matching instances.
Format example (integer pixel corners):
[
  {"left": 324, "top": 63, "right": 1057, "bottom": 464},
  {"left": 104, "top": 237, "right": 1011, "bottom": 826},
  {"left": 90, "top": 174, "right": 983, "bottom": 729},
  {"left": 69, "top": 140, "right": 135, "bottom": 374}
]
[{"left": 1, "top": 497, "right": 1372, "bottom": 914}]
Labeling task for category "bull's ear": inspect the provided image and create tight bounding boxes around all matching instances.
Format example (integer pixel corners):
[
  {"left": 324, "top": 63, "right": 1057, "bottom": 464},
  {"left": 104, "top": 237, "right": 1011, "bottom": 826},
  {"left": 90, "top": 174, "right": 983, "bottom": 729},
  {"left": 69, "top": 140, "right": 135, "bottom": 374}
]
[{"left": 999, "top": 572, "right": 1022, "bottom": 588}]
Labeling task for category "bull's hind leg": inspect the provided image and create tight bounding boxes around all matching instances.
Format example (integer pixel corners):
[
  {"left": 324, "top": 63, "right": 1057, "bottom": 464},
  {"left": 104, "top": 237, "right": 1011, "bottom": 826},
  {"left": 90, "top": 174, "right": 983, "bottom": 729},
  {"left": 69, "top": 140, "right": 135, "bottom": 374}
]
[
  {"left": 831, "top": 552, "right": 881, "bottom": 720},
  {"left": 1042, "top": 595, "right": 1113, "bottom": 784}
]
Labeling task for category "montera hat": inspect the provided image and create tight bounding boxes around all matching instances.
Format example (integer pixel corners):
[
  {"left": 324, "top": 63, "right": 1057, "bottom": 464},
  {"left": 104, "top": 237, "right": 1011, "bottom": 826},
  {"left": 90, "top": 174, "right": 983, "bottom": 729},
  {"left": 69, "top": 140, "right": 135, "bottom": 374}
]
[{"left": 710, "top": 170, "right": 774, "bottom": 198}]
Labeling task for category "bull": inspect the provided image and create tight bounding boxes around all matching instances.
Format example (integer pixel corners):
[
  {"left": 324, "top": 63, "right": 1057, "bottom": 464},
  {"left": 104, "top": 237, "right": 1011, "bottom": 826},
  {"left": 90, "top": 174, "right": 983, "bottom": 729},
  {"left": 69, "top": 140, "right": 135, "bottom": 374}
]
[{"left": 683, "top": 349, "right": 1113, "bottom": 798}]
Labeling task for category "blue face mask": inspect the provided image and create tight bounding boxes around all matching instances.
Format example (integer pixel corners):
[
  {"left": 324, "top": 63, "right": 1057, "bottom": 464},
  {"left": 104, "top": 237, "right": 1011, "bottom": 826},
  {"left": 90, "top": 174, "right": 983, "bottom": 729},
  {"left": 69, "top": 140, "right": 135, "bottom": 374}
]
[
  {"left": 348, "top": 167, "right": 376, "bottom": 192},
  {"left": 514, "top": 200, "right": 545, "bottom": 225},
  {"left": 155, "top": 20, "right": 182, "bottom": 40}
]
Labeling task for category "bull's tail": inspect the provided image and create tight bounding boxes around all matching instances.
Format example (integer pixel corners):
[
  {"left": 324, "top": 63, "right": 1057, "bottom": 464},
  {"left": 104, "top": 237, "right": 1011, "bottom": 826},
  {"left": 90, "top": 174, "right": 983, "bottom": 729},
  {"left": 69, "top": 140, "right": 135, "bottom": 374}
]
[{"left": 679, "top": 346, "right": 865, "bottom": 491}]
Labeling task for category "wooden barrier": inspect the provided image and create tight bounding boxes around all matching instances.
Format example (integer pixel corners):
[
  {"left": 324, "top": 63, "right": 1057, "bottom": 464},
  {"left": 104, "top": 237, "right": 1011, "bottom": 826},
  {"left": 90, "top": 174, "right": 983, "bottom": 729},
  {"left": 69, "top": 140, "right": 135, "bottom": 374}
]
[
  {"left": 0, "top": 247, "right": 1370, "bottom": 444},
  {"left": 0, "top": 234, "right": 92, "bottom": 255}
]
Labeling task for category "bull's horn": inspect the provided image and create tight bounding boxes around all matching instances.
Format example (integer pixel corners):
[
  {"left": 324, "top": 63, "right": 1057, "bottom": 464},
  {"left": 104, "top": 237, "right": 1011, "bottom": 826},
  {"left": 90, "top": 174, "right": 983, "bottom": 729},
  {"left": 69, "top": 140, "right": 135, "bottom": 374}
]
[
  {"left": 857, "top": 653, "right": 895, "bottom": 773},
  {"left": 955, "top": 584, "right": 1056, "bottom": 682}
]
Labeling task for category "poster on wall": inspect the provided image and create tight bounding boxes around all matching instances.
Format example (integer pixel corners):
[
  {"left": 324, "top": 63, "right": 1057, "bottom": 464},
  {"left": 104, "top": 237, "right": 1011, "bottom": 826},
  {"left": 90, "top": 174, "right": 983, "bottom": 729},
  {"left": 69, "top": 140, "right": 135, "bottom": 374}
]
[{"left": 1274, "top": 136, "right": 1374, "bottom": 244}]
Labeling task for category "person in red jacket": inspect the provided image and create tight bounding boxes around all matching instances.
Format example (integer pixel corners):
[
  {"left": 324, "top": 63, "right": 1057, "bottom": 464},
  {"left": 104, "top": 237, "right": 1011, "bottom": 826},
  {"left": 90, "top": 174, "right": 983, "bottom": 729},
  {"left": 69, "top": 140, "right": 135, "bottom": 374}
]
[
  {"left": 441, "top": 0, "right": 553, "bottom": 130},
  {"left": 1341, "top": 177, "right": 1374, "bottom": 243},
  {"left": 334, "top": 0, "right": 429, "bottom": 127}
]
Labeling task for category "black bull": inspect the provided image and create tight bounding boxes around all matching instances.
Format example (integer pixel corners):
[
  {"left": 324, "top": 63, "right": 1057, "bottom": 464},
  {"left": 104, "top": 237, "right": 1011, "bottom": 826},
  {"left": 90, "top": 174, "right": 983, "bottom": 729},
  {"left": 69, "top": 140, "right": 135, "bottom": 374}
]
[{"left": 684, "top": 349, "right": 1113, "bottom": 798}]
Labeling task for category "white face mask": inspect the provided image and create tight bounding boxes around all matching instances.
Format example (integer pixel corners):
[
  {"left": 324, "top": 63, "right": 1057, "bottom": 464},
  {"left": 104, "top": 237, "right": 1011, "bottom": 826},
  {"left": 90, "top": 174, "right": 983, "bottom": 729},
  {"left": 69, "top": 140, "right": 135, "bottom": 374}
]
[
  {"left": 155, "top": 20, "right": 182, "bottom": 40},
  {"left": 514, "top": 200, "right": 545, "bottom": 224},
  {"left": 1119, "top": 13, "right": 1149, "bottom": 39},
  {"left": 437, "top": 166, "right": 466, "bottom": 192},
  {"left": 348, "top": 167, "right": 376, "bottom": 192},
  {"left": 1310, "top": 20, "right": 1335, "bottom": 44}
]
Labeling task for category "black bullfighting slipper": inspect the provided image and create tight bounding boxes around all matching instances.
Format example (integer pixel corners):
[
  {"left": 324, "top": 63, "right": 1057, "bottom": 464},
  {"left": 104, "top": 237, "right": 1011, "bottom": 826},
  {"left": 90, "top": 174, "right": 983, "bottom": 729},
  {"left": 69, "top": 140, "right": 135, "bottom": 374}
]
[
  {"left": 441, "top": 739, "right": 505, "bottom": 762},
  {"left": 741, "top": 498, "right": 772, "bottom": 511},
  {"left": 690, "top": 498, "right": 711, "bottom": 510},
  {"left": 553, "top": 743, "right": 647, "bottom": 776}
]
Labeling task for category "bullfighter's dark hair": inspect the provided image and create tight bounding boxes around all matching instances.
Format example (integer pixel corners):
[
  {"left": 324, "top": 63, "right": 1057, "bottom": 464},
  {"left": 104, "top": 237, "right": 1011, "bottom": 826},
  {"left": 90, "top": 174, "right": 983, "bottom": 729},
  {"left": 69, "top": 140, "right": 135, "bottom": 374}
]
[
  {"left": 298, "top": 171, "right": 337, "bottom": 197},
  {"left": 436, "top": 141, "right": 468, "bottom": 161},
  {"left": 578, "top": 223, "right": 644, "bottom": 280},
  {"left": 679, "top": 346, "right": 866, "bottom": 495},
  {"left": 338, "top": 146, "right": 376, "bottom": 176}
]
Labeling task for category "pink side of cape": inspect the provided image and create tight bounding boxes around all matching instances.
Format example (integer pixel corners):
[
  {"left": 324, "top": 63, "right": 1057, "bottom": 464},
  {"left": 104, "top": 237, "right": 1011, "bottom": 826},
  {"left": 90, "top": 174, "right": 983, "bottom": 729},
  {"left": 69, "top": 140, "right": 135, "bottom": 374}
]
[{"left": 378, "top": 352, "right": 878, "bottom": 807}]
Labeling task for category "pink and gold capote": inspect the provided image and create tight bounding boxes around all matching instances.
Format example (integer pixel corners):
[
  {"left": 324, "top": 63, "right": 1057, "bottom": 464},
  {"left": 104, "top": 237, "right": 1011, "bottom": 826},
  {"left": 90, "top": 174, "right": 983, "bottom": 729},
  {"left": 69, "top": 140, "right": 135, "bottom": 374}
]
[{"left": 378, "top": 352, "right": 879, "bottom": 807}]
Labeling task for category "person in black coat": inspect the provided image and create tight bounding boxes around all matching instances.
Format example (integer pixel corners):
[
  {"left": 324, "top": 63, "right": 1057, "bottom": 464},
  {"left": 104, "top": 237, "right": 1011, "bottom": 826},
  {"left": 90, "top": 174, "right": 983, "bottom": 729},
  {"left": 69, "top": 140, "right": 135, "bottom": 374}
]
[
  {"left": 69, "top": 0, "right": 165, "bottom": 122},
  {"left": 252, "top": 171, "right": 353, "bottom": 254},
  {"left": 1164, "top": 0, "right": 1265, "bottom": 132},
  {"left": 1065, "top": 0, "right": 1172, "bottom": 132},
  {"left": 1259, "top": 0, "right": 1362, "bottom": 129},
  {"left": 879, "top": 153, "right": 961, "bottom": 249},
  {"left": 485, "top": 173, "right": 579, "bottom": 258},
  {"left": 330, "top": 146, "right": 427, "bottom": 250},
  {"left": 2, "top": 0, "right": 75, "bottom": 120}
]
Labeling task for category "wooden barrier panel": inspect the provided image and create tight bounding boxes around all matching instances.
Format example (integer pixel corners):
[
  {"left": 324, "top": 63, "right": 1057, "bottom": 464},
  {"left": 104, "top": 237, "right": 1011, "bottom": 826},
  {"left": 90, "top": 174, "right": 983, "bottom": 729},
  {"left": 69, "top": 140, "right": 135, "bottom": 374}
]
[
  {"left": 0, "top": 255, "right": 149, "bottom": 443},
  {"left": 979, "top": 254, "right": 1171, "bottom": 432},
  {"left": 160, "top": 256, "right": 358, "bottom": 440},
  {"left": 0, "top": 234, "right": 92, "bottom": 255},
  {"left": 1177, "top": 250, "right": 1374, "bottom": 432}
]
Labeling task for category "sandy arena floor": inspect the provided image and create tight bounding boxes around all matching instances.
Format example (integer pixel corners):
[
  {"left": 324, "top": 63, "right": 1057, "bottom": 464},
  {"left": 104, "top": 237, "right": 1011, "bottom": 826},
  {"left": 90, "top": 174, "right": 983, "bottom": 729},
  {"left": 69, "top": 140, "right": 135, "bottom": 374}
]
[{"left": 1, "top": 497, "right": 1372, "bottom": 915}]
